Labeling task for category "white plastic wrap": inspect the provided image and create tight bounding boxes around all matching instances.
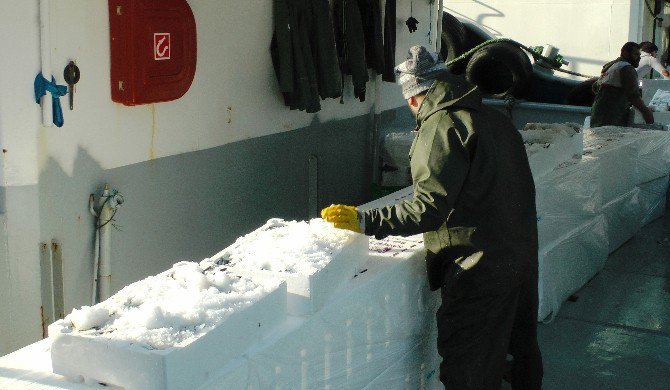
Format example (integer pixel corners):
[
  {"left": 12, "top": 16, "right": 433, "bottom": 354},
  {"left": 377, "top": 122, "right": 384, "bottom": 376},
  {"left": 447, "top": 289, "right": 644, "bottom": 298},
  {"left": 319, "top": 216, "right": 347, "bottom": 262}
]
[
  {"left": 534, "top": 156, "right": 601, "bottom": 251},
  {"left": 583, "top": 127, "right": 643, "bottom": 204},
  {"left": 639, "top": 176, "right": 669, "bottom": 225},
  {"left": 633, "top": 131, "right": 670, "bottom": 184},
  {"left": 538, "top": 215, "right": 609, "bottom": 321},
  {"left": 602, "top": 187, "right": 644, "bottom": 253}
]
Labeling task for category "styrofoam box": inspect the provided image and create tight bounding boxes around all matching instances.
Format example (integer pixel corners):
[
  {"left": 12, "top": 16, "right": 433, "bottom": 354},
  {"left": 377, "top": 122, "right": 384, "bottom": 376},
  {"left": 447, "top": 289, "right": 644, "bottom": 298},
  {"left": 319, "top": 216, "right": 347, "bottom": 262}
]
[
  {"left": 228, "top": 234, "right": 369, "bottom": 316},
  {"left": 526, "top": 131, "right": 583, "bottom": 178},
  {"left": 49, "top": 280, "right": 287, "bottom": 390}
]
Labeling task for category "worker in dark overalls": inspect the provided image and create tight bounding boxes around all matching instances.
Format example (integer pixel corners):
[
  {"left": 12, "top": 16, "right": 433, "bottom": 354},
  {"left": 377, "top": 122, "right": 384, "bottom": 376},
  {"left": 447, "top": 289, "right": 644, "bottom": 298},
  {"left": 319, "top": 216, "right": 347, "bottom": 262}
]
[
  {"left": 322, "top": 46, "right": 543, "bottom": 389},
  {"left": 591, "top": 42, "right": 654, "bottom": 127}
]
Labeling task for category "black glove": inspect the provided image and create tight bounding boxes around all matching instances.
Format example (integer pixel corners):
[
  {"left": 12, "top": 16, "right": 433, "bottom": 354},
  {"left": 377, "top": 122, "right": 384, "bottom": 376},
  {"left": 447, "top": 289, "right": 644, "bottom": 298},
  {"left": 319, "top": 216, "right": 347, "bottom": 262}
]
[{"left": 405, "top": 17, "right": 419, "bottom": 33}]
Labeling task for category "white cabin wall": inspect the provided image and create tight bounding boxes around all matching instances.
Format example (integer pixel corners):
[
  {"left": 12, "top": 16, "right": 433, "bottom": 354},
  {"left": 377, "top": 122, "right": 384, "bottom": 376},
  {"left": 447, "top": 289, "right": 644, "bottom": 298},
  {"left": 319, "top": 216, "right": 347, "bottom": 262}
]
[
  {"left": 0, "top": 0, "right": 436, "bottom": 355},
  {"left": 444, "top": 0, "right": 644, "bottom": 79}
]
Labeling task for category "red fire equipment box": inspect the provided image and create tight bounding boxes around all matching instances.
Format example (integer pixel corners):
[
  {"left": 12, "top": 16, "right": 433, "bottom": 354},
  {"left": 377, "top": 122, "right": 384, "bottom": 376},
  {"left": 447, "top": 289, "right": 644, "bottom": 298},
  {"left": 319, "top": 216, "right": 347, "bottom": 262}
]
[{"left": 109, "top": 0, "right": 197, "bottom": 106}]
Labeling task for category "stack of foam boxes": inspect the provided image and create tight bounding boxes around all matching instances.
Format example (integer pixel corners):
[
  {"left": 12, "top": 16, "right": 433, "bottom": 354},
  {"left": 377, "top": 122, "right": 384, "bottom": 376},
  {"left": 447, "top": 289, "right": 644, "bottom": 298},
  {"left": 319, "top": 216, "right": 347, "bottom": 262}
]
[
  {"left": 49, "top": 220, "right": 371, "bottom": 389},
  {"left": 584, "top": 127, "right": 670, "bottom": 253},
  {"left": 532, "top": 125, "right": 670, "bottom": 320},
  {"left": 520, "top": 123, "right": 607, "bottom": 321}
]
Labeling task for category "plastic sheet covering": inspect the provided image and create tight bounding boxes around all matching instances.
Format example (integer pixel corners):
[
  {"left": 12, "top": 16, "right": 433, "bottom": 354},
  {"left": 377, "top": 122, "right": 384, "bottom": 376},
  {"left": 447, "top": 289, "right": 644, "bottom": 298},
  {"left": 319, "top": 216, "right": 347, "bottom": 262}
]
[
  {"left": 602, "top": 186, "right": 644, "bottom": 253},
  {"left": 534, "top": 156, "right": 601, "bottom": 251},
  {"left": 534, "top": 156, "right": 606, "bottom": 321},
  {"left": 601, "top": 175, "right": 669, "bottom": 253},
  {"left": 198, "top": 236, "right": 442, "bottom": 389},
  {"left": 583, "top": 127, "right": 643, "bottom": 204},
  {"left": 538, "top": 215, "right": 608, "bottom": 322},
  {"left": 639, "top": 176, "right": 669, "bottom": 226},
  {"left": 632, "top": 131, "right": 670, "bottom": 184}
]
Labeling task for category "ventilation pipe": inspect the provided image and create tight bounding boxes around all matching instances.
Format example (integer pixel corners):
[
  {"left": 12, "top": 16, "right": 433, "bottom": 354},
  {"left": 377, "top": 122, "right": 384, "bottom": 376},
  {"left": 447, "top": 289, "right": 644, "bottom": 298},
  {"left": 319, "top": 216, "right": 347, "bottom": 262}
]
[{"left": 89, "top": 184, "right": 124, "bottom": 304}]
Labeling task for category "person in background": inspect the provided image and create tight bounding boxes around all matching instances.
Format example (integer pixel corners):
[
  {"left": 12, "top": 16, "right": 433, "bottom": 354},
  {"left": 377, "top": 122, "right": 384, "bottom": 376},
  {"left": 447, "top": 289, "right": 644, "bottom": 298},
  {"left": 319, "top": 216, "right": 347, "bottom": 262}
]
[
  {"left": 321, "top": 46, "right": 543, "bottom": 389},
  {"left": 591, "top": 42, "right": 654, "bottom": 127},
  {"left": 636, "top": 41, "right": 670, "bottom": 80}
]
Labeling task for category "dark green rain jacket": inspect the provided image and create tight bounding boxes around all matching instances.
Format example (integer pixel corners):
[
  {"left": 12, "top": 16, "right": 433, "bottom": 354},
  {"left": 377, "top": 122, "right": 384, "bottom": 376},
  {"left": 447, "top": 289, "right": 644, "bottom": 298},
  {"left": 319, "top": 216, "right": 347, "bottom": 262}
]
[{"left": 364, "top": 74, "right": 538, "bottom": 295}]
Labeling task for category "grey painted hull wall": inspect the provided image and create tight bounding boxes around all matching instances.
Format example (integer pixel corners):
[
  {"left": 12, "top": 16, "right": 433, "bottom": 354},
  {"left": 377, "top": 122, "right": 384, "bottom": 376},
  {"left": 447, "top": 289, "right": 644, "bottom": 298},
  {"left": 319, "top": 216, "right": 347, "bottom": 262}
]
[{"left": 0, "top": 109, "right": 410, "bottom": 355}]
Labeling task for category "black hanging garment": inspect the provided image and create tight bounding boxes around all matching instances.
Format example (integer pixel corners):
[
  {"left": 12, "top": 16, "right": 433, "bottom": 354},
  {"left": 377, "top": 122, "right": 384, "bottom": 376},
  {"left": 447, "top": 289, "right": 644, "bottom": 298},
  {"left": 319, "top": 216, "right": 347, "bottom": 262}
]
[
  {"left": 334, "top": 0, "right": 369, "bottom": 102},
  {"left": 382, "top": 0, "right": 396, "bottom": 82},
  {"left": 310, "top": 0, "right": 343, "bottom": 99},
  {"left": 271, "top": 0, "right": 342, "bottom": 112},
  {"left": 358, "top": 0, "right": 385, "bottom": 74}
]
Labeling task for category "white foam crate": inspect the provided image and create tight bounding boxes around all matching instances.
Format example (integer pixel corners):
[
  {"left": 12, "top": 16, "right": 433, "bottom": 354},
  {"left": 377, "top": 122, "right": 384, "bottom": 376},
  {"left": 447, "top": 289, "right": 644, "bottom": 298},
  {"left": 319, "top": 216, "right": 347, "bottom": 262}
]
[
  {"left": 49, "top": 281, "right": 287, "bottom": 390},
  {"left": 229, "top": 234, "right": 369, "bottom": 316}
]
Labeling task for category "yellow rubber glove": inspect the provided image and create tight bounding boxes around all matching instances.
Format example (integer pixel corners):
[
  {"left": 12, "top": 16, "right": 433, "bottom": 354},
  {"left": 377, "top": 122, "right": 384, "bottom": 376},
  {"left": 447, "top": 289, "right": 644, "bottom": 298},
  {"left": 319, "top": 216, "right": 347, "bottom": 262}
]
[{"left": 320, "top": 204, "right": 362, "bottom": 233}]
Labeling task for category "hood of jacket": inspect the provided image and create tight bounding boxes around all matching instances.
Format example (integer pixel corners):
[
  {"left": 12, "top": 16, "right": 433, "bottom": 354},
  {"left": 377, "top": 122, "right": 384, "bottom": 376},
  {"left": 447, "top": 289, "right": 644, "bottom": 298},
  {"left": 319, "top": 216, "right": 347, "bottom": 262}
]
[{"left": 416, "top": 73, "right": 482, "bottom": 127}]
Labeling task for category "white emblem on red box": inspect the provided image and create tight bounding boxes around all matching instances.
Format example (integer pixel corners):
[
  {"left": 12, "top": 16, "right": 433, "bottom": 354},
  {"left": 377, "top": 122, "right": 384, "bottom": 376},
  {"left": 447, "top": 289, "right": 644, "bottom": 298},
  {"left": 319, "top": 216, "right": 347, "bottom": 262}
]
[{"left": 154, "top": 33, "right": 171, "bottom": 60}]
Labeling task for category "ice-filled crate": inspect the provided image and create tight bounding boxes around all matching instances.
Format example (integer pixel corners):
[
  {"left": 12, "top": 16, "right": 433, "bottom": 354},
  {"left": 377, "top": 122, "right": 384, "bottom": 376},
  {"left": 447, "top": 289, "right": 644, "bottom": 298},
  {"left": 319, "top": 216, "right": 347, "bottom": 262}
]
[
  {"left": 49, "top": 262, "right": 286, "bottom": 390},
  {"left": 208, "top": 218, "right": 369, "bottom": 316}
]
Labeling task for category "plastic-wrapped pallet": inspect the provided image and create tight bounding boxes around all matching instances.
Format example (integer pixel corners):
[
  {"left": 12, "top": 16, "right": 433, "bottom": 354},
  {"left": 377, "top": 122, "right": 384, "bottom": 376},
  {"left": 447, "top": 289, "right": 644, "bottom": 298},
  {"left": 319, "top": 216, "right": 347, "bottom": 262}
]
[{"left": 521, "top": 122, "right": 583, "bottom": 178}]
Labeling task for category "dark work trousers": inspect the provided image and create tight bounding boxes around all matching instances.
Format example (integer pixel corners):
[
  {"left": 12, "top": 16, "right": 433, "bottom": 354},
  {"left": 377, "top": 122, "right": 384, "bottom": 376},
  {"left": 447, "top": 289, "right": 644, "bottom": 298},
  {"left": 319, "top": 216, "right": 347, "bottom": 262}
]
[{"left": 436, "top": 271, "right": 543, "bottom": 389}]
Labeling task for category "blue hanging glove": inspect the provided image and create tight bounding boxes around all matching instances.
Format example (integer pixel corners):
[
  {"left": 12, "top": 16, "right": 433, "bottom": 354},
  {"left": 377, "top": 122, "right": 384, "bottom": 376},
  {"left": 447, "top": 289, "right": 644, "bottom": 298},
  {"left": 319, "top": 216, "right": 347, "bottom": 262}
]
[{"left": 34, "top": 73, "right": 67, "bottom": 127}]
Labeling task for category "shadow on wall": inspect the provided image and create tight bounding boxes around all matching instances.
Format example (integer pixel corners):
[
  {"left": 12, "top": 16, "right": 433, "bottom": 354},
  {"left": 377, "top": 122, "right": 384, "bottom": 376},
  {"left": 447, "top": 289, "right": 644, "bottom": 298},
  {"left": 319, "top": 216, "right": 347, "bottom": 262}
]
[
  {"left": 36, "top": 116, "right": 371, "bottom": 312},
  {"left": 38, "top": 147, "right": 107, "bottom": 314},
  {"left": 445, "top": 6, "right": 504, "bottom": 37}
]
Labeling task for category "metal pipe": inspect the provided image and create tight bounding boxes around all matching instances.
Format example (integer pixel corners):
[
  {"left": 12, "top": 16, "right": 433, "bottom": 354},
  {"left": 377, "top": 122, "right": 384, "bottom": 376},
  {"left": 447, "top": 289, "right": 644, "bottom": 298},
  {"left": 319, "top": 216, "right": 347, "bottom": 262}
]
[
  {"left": 482, "top": 98, "right": 591, "bottom": 114},
  {"left": 98, "top": 184, "right": 113, "bottom": 302},
  {"left": 39, "top": 0, "right": 53, "bottom": 127},
  {"left": 370, "top": 75, "right": 382, "bottom": 186},
  {"left": 89, "top": 194, "right": 100, "bottom": 304}
]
